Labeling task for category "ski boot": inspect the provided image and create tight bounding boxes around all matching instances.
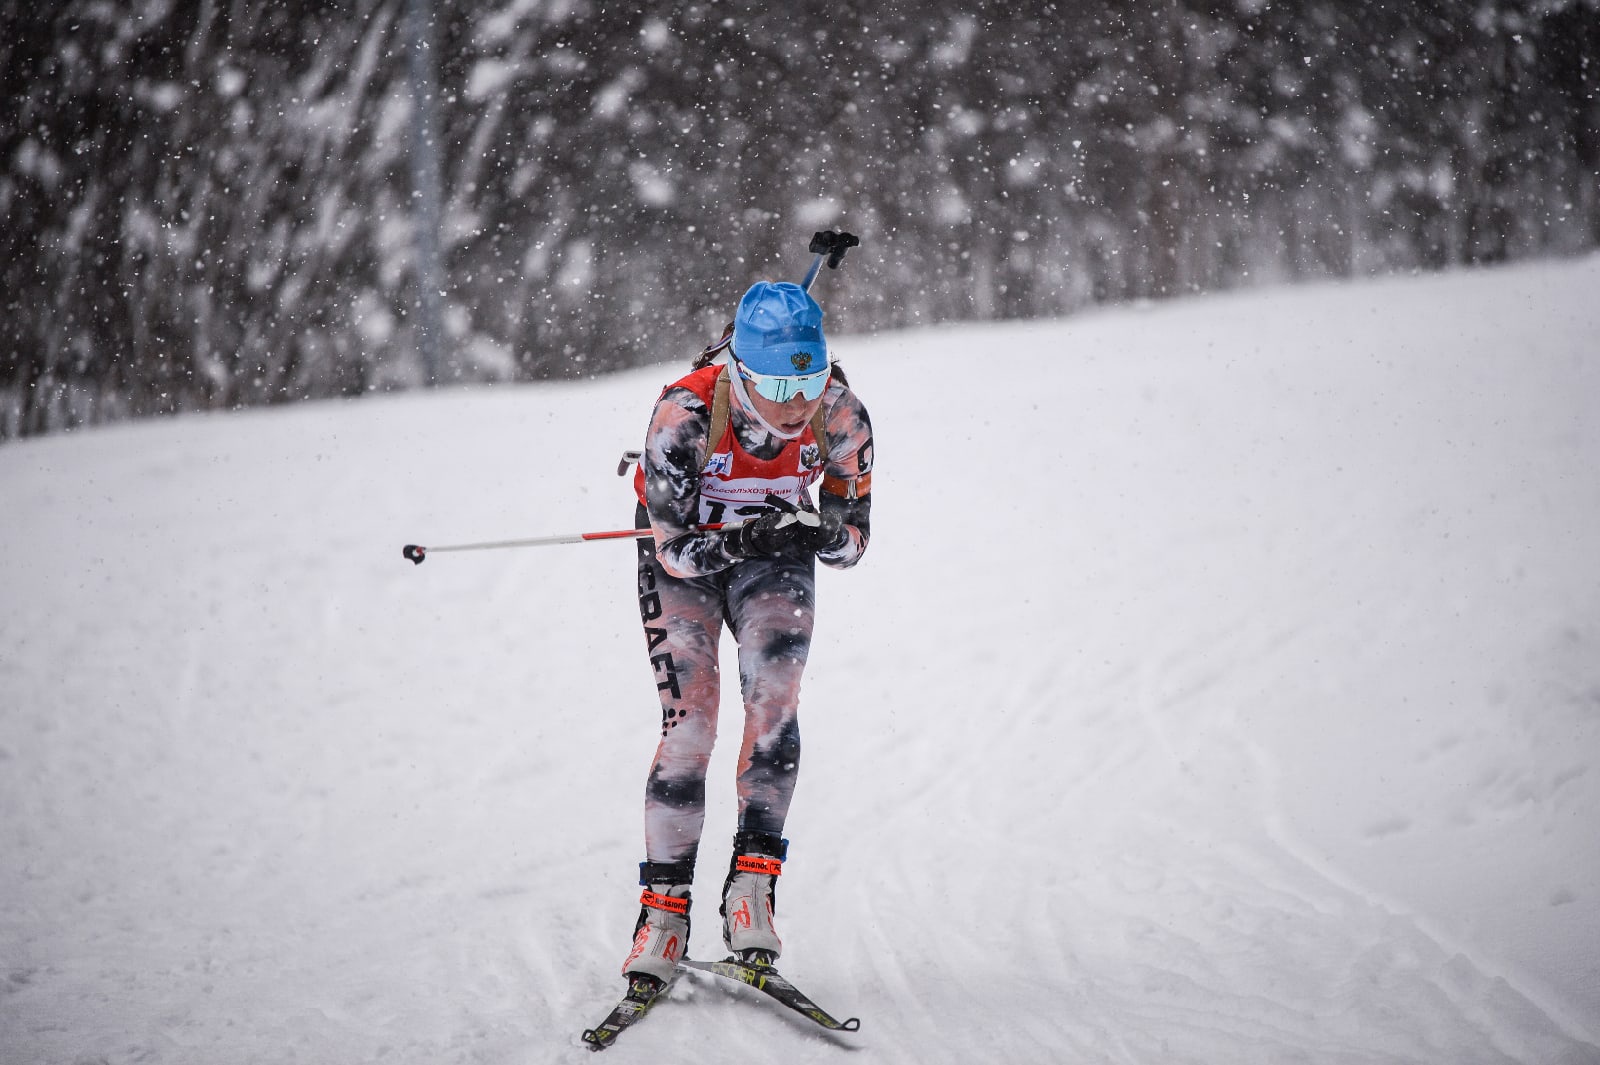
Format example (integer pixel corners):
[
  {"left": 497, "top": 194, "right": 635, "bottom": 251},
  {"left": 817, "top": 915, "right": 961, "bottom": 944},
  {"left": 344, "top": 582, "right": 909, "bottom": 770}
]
[
  {"left": 621, "top": 858, "right": 694, "bottom": 986},
  {"left": 720, "top": 830, "right": 786, "bottom": 966}
]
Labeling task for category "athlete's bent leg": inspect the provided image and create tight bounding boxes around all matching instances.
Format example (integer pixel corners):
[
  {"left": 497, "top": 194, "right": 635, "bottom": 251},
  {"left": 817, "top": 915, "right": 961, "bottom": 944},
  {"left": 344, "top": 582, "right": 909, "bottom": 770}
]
[
  {"left": 725, "top": 555, "right": 816, "bottom": 837},
  {"left": 636, "top": 534, "right": 726, "bottom": 865}
]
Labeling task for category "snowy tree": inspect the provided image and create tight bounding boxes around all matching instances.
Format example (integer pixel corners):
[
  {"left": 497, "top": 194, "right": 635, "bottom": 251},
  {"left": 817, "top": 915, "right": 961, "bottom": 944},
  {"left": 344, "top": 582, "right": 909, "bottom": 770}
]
[{"left": 3, "top": 0, "right": 1596, "bottom": 438}]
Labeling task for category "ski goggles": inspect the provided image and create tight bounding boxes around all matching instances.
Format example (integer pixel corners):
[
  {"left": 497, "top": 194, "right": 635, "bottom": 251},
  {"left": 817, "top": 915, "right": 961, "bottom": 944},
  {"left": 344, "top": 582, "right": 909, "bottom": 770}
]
[{"left": 734, "top": 360, "right": 831, "bottom": 403}]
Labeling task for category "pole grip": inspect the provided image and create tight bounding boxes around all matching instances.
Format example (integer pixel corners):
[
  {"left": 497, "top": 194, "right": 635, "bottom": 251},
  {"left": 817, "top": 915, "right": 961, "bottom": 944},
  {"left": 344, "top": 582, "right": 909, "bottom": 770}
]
[{"left": 801, "top": 231, "right": 859, "bottom": 291}]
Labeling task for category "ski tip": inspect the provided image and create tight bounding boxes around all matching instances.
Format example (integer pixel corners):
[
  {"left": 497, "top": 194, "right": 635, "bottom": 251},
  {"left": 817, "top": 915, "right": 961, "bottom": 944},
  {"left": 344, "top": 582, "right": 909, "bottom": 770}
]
[{"left": 842, "top": 1017, "right": 861, "bottom": 1031}]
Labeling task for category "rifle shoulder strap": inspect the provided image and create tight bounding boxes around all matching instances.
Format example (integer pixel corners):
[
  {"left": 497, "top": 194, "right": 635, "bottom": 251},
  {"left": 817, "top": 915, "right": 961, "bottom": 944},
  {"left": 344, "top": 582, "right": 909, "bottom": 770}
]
[
  {"left": 810, "top": 402, "right": 830, "bottom": 465},
  {"left": 701, "top": 366, "right": 732, "bottom": 472}
]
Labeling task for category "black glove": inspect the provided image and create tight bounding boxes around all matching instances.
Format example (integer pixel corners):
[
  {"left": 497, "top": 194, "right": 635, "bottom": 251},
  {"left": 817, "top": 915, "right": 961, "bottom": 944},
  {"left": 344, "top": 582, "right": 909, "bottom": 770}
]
[
  {"left": 792, "top": 509, "right": 846, "bottom": 554},
  {"left": 729, "top": 508, "right": 845, "bottom": 559},
  {"left": 729, "top": 509, "right": 803, "bottom": 558}
]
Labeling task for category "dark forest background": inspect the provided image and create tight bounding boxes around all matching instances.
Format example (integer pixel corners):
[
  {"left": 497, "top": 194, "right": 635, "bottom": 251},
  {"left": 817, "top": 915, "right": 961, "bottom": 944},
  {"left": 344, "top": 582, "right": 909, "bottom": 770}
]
[{"left": 3, "top": 0, "right": 1597, "bottom": 439}]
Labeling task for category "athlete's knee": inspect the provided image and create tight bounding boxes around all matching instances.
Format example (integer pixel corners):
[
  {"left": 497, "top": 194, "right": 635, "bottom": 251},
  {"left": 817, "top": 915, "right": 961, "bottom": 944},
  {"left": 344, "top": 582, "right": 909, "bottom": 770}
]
[
  {"left": 758, "top": 627, "right": 810, "bottom": 666},
  {"left": 746, "top": 717, "right": 802, "bottom": 780},
  {"left": 646, "top": 765, "right": 707, "bottom": 811}
]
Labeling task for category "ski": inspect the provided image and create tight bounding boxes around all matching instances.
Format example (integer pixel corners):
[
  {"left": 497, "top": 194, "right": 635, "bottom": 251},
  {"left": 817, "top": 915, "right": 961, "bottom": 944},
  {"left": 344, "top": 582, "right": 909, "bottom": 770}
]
[
  {"left": 581, "top": 957, "right": 859, "bottom": 1050},
  {"left": 580, "top": 973, "right": 669, "bottom": 1052},
  {"left": 678, "top": 956, "right": 861, "bottom": 1033}
]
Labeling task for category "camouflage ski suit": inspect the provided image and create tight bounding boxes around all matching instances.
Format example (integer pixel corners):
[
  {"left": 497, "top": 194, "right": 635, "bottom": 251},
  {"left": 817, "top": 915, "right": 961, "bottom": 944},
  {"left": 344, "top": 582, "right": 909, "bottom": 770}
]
[{"left": 633, "top": 364, "right": 873, "bottom": 865}]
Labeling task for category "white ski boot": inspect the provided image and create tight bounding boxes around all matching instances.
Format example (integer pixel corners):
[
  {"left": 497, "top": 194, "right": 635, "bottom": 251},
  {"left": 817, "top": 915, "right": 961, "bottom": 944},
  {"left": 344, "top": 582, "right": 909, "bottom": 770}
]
[
  {"left": 721, "top": 831, "right": 786, "bottom": 965},
  {"left": 622, "top": 860, "right": 694, "bottom": 983}
]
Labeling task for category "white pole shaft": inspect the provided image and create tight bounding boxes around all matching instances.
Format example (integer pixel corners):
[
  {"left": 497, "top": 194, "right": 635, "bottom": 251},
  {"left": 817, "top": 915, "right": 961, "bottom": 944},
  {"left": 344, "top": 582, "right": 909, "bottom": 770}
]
[
  {"left": 423, "top": 527, "right": 649, "bottom": 552},
  {"left": 408, "top": 523, "right": 730, "bottom": 557}
]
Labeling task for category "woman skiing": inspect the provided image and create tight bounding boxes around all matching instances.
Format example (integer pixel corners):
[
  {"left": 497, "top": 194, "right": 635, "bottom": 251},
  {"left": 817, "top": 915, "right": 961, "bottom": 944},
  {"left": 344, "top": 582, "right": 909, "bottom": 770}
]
[{"left": 619, "top": 279, "right": 874, "bottom": 993}]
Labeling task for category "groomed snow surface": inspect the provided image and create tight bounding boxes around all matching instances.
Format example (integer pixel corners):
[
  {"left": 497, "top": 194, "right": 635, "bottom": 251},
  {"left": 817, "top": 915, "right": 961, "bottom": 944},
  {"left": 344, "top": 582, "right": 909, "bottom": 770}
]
[{"left": 4, "top": 256, "right": 1599, "bottom": 1064}]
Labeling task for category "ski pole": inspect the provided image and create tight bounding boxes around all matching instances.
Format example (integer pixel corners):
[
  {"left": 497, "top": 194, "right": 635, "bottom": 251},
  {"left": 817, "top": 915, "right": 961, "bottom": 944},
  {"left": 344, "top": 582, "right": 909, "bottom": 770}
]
[
  {"left": 401, "top": 493, "right": 795, "bottom": 565},
  {"left": 402, "top": 524, "right": 727, "bottom": 565},
  {"left": 800, "top": 230, "right": 860, "bottom": 292}
]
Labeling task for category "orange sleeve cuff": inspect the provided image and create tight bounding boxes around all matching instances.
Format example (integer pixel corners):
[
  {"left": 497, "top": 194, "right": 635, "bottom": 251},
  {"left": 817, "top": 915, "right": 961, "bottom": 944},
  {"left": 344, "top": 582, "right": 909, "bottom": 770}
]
[{"left": 821, "top": 472, "right": 871, "bottom": 499}]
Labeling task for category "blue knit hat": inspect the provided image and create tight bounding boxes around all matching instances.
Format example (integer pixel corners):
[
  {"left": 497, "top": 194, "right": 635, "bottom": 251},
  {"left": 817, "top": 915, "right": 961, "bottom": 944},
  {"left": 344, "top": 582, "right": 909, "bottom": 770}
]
[{"left": 732, "top": 281, "right": 828, "bottom": 376}]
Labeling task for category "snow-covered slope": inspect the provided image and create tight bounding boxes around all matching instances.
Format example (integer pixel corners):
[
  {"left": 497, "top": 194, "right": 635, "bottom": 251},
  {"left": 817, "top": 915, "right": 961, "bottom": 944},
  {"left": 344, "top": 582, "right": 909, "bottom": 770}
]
[{"left": 3, "top": 257, "right": 1598, "bottom": 1064}]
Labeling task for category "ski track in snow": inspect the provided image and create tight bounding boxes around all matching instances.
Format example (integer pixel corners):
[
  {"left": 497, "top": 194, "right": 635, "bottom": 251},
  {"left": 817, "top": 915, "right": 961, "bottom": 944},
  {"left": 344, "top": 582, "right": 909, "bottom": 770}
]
[{"left": 3, "top": 257, "right": 1599, "bottom": 1064}]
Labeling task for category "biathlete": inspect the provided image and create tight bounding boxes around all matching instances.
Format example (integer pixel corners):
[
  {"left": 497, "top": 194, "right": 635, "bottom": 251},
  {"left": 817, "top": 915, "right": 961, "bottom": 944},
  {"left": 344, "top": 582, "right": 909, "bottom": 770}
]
[{"left": 620, "top": 279, "right": 874, "bottom": 991}]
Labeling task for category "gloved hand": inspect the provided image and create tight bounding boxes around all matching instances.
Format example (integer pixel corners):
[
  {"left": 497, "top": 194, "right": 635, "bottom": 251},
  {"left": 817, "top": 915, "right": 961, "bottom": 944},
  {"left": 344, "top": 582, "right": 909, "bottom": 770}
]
[
  {"left": 791, "top": 509, "right": 846, "bottom": 554},
  {"left": 729, "top": 508, "right": 846, "bottom": 559},
  {"left": 730, "top": 509, "right": 804, "bottom": 558}
]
